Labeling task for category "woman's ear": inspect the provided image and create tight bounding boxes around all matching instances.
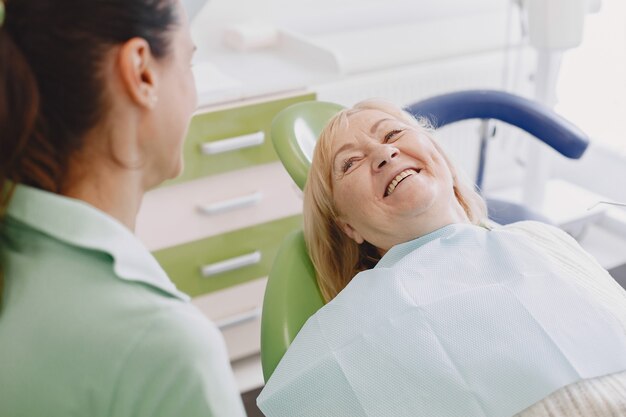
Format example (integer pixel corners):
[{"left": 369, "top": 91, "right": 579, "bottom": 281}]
[
  {"left": 338, "top": 220, "right": 365, "bottom": 244},
  {"left": 117, "top": 37, "right": 159, "bottom": 109}
]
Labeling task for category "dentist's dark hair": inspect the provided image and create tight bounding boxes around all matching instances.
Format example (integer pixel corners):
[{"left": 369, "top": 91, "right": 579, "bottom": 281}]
[
  {"left": 0, "top": 0, "right": 179, "bottom": 202},
  {"left": 0, "top": 0, "right": 179, "bottom": 297}
]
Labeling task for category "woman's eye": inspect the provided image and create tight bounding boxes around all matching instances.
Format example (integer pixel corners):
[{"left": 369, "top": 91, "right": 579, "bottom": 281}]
[
  {"left": 342, "top": 158, "right": 356, "bottom": 173},
  {"left": 384, "top": 129, "right": 403, "bottom": 143}
]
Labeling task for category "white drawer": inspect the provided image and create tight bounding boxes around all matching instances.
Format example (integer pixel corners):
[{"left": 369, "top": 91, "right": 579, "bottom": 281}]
[
  {"left": 192, "top": 278, "right": 267, "bottom": 361},
  {"left": 136, "top": 162, "right": 302, "bottom": 251}
]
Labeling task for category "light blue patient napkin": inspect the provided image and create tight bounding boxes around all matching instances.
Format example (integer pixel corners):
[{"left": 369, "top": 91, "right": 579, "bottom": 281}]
[{"left": 258, "top": 223, "right": 626, "bottom": 417}]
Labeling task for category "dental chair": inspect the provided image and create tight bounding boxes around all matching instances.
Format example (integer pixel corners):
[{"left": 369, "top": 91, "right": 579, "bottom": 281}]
[{"left": 260, "top": 90, "right": 590, "bottom": 381}]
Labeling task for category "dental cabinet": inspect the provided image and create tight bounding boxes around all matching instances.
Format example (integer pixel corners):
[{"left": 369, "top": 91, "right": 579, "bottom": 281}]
[{"left": 135, "top": 93, "right": 314, "bottom": 364}]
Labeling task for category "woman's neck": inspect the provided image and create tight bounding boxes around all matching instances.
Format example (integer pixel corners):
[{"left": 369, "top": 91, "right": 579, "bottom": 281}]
[
  {"left": 377, "top": 197, "right": 471, "bottom": 254},
  {"left": 62, "top": 159, "right": 145, "bottom": 231}
]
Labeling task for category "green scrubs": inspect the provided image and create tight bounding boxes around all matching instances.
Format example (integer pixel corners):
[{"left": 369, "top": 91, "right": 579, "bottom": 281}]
[{"left": 0, "top": 185, "right": 247, "bottom": 417}]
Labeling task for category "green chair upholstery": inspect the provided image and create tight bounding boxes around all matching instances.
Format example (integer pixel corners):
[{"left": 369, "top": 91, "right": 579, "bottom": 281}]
[
  {"left": 270, "top": 101, "right": 345, "bottom": 189},
  {"left": 260, "top": 101, "right": 344, "bottom": 381}
]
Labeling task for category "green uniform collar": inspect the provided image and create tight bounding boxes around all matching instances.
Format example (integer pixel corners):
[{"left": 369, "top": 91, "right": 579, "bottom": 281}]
[{"left": 5, "top": 184, "right": 190, "bottom": 301}]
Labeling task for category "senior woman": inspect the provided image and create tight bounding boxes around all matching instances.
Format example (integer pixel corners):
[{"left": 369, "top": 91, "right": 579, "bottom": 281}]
[
  {"left": 257, "top": 100, "right": 626, "bottom": 417},
  {"left": 0, "top": 0, "right": 246, "bottom": 416}
]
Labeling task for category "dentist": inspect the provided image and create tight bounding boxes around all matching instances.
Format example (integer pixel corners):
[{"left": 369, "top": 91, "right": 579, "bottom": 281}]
[{"left": 0, "top": 0, "right": 246, "bottom": 416}]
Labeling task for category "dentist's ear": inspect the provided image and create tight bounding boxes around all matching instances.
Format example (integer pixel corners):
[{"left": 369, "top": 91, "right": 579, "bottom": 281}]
[
  {"left": 338, "top": 220, "right": 365, "bottom": 244},
  {"left": 117, "top": 37, "right": 159, "bottom": 109}
]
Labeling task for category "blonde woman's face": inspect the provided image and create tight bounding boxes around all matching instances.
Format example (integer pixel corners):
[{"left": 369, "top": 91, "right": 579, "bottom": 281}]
[{"left": 330, "top": 109, "right": 465, "bottom": 252}]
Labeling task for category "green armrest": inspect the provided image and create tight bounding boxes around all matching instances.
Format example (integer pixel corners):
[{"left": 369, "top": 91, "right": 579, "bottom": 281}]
[{"left": 260, "top": 230, "right": 324, "bottom": 382}]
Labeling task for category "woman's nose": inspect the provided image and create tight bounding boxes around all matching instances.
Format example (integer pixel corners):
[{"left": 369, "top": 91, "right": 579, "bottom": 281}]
[{"left": 372, "top": 145, "right": 399, "bottom": 171}]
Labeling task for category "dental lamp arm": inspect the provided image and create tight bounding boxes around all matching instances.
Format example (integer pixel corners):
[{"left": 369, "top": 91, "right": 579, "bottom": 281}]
[{"left": 404, "top": 90, "right": 589, "bottom": 159}]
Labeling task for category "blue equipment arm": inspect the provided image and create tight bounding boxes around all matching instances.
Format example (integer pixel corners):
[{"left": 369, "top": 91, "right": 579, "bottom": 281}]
[{"left": 404, "top": 90, "right": 589, "bottom": 159}]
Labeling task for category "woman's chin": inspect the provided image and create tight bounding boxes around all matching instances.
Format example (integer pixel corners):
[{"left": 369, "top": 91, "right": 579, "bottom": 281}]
[
  {"left": 166, "top": 157, "right": 185, "bottom": 181},
  {"left": 387, "top": 181, "right": 437, "bottom": 210},
  {"left": 146, "top": 162, "right": 183, "bottom": 190},
  {"left": 172, "top": 160, "right": 184, "bottom": 179}
]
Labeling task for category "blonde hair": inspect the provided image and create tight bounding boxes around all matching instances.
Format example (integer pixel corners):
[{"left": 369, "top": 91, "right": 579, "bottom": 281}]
[{"left": 303, "top": 99, "right": 488, "bottom": 303}]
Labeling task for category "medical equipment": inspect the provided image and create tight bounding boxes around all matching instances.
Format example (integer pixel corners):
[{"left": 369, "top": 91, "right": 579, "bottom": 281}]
[
  {"left": 521, "top": 0, "right": 601, "bottom": 206},
  {"left": 260, "top": 90, "right": 590, "bottom": 381}
]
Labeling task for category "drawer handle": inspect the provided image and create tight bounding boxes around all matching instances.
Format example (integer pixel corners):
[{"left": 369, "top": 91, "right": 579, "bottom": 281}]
[
  {"left": 197, "top": 191, "right": 263, "bottom": 215},
  {"left": 215, "top": 307, "right": 262, "bottom": 330},
  {"left": 200, "top": 131, "right": 265, "bottom": 155},
  {"left": 200, "top": 251, "right": 262, "bottom": 277}
]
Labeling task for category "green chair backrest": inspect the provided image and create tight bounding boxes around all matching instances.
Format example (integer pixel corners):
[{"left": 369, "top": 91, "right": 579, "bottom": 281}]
[
  {"left": 270, "top": 101, "right": 345, "bottom": 189},
  {"left": 260, "top": 101, "right": 344, "bottom": 381}
]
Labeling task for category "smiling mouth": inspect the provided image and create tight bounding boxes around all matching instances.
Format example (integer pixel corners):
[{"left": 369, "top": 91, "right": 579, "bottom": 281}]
[{"left": 385, "top": 168, "right": 421, "bottom": 197}]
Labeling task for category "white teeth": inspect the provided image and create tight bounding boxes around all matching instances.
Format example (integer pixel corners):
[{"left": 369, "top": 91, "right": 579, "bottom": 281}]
[{"left": 386, "top": 169, "right": 418, "bottom": 196}]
